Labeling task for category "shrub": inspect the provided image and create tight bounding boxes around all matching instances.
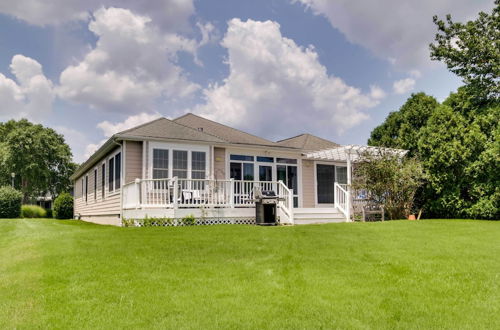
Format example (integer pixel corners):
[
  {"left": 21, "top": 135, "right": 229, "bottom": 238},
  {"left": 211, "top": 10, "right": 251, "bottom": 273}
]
[
  {"left": 181, "top": 214, "right": 196, "bottom": 226},
  {"left": 21, "top": 205, "right": 47, "bottom": 218},
  {"left": 45, "top": 208, "right": 53, "bottom": 218},
  {"left": 0, "top": 186, "right": 23, "bottom": 218},
  {"left": 53, "top": 193, "right": 74, "bottom": 219}
]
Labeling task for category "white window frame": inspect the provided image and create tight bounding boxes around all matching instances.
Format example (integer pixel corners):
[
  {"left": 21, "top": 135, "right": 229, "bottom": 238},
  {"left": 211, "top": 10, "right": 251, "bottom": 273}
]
[
  {"left": 148, "top": 142, "right": 209, "bottom": 180},
  {"left": 107, "top": 149, "right": 122, "bottom": 196}
]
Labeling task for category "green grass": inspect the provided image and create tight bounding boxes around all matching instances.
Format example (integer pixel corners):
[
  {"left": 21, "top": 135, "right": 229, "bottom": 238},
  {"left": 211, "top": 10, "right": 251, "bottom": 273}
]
[{"left": 0, "top": 219, "right": 499, "bottom": 329}]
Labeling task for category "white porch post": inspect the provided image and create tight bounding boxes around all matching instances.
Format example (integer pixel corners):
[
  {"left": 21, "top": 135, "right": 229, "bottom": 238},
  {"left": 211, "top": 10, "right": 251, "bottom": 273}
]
[
  {"left": 173, "top": 177, "right": 178, "bottom": 209},
  {"left": 229, "top": 178, "right": 235, "bottom": 208},
  {"left": 346, "top": 153, "right": 352, "bottom": 222}
]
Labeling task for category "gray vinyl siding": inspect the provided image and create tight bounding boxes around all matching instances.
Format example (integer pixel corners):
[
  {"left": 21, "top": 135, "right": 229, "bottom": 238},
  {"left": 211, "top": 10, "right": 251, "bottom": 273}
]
[{"left": 125, "top": 140, "right": 143, "bottom": 183}]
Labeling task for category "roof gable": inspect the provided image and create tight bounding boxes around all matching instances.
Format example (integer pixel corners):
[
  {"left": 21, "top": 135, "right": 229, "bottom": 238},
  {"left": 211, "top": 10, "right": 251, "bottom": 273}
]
[
  {"left": 276, "top": 134, "right": 339, "bottom": 151},
  {"left": 174, "top": 113, "right": 276, "bottom": 146},
  {"left": 118, "top": 117, "right": 225, "bottom": 143}
]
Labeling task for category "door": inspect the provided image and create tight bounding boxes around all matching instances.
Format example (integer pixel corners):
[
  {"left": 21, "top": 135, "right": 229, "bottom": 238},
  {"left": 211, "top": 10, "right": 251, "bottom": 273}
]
[
  {"left": 316, "top": 164, "right": 335, "bottom": 204},
  {"left": 277, "top": 164, "right": 299, "bottom": 207}
]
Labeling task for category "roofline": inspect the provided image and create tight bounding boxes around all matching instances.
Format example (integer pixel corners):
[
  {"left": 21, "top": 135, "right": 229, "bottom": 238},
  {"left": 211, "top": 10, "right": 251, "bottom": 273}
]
[
  {"left": 174, "top": 112, "right": 277, "bottom": 145},
  {"left": 118, "top": 134, "right": 302, "bottom": 151},
  {"left": 71, "top": 136, "right": 122, "bottom": 180}
]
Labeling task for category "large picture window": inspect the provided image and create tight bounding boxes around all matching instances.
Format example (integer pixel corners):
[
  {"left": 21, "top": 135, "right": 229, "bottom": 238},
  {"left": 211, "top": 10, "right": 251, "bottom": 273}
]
[
  {"left": 153, "top": 149, "right": 169, "bottom": 179},
  {"left": 173, "top": 150, "right": 188, "bottom": 178}
]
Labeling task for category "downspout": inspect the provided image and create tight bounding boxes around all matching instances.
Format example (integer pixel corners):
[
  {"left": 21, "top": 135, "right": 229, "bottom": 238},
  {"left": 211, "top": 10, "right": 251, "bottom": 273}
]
[{"left": 112, "top": 138, "right": 124, "bottom": 226}]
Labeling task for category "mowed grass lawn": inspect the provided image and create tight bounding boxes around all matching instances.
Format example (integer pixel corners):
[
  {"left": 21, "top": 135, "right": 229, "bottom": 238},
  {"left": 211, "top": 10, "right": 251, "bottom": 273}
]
[{"left": 0, "top": 219, "right": 499, "bottom": 329}]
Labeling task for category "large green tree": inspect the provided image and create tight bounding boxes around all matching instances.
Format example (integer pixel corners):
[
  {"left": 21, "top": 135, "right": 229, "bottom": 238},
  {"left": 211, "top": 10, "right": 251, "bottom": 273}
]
[
  {"left": 368, "top": 93, "right": 439, "bottom": 156},
  {"left": 368, "top": 3, "right": 499, "bottom": 219},
  {"left": 430, "top": 0, "right": 500, "bottom": 100},
  {"left": 0, "top": 119, "right": 76, "bottom": 201}
]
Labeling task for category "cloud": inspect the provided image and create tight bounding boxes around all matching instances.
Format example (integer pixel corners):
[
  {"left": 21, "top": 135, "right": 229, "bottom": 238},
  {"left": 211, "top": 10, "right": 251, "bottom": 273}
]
[
  {"left": 393, "top": 78, "right": 416, "bottom": 94},
  {"left": 57, "top": 7, "right": 200, "bottom": 113},
  {"left": 0, "top": 0, "right": 194, "bottom": 31},
  {"left": 0, "top": 54, "right": 54, "bottom": 121},
  {"left": 97, "top": 112, "right": 161, "bottom": 138},
  {"left": 193, "top": 18, "right": 384, "bottom": 139},
  {"left": 83, "top": 112, "right": 161, "bottom": 161},
  {"left": 295, "top": 0, "right": 494, "bottom": 69}
]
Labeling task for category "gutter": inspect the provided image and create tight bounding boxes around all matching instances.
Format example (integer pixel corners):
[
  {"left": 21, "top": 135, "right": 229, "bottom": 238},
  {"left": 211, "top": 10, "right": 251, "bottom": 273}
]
[{"left": 70, "top": 135, "right": 121, "bottom": 181}]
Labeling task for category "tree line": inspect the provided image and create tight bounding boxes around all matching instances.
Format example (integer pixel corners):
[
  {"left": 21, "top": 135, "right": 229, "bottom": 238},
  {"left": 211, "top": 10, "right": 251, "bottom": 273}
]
[{"left": 368, "top": 1, "right": 499, "bottom": 219}]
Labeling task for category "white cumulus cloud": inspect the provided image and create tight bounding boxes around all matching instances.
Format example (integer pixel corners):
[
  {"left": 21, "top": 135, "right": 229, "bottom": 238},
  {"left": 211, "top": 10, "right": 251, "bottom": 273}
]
[
  {"left": 57, "top": 7, "right": 200, "bottom": 114},
  {"left": 295, "top": 0, "right": 494, "bottom": 69},
  {"left": 193, "top": 18, "right": 384, "bottom": 138},
  {"left": 393, "top": 78, "right": 416, "bottom": 94},
  {"left": 83, "top": 112, "right": 161, "bottom": 160},
  {"left": 0, "top": 54, "right": 54, "bottom": 121}
]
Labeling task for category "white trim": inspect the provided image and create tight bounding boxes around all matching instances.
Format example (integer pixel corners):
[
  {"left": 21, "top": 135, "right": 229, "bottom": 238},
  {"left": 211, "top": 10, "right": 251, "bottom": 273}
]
[
  {"left": 106, "top": 147, "right": 122, "bottom": 196},
  {"left": 142, "top": 140, "right": 146, "bottom": 180}
]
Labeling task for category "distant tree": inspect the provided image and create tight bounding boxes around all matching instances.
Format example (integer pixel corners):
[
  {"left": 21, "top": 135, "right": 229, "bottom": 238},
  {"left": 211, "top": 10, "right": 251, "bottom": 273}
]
[
  {"left": 430, "top": 1, "right": 500, "bottom": 100},
  {"left": 368, "top": 93, "right": 439, "bottom": 156},
  {"left": 0, "top": 119, "right": 76, "bottom": 202}
]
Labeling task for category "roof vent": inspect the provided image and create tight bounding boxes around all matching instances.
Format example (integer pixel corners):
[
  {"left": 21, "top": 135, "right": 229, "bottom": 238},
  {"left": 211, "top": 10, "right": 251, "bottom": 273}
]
[{"left": 197, "top": 127, "right": 204, "bottom": 132}]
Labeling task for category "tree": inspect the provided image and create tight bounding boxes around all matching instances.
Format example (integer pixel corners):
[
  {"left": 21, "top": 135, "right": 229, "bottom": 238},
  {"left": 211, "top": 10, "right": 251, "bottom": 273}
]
[
  {"left": 368, "top": 93, "right": 439, "bottom": 156},
  {"left": 352, "top": 152, "right": 425, "bottom": 220},
  {"left": 0, "top": 119, "right": 76, "bottom": 201},
  {"left": 430, "top": 1, "right": 500, "bottom": 100}
]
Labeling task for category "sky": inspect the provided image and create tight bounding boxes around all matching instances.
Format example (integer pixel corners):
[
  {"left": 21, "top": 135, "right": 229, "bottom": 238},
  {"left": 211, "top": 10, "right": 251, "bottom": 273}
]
[{"left": 0, "top": 0, "right": 494, "bottom": 163}]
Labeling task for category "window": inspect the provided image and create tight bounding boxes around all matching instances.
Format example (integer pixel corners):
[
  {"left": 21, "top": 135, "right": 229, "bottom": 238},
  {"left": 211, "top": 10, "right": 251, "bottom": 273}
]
[
  {"left": 85, "top": 175, "right": 88, "bottom": 202},
  {"left": 81, "top": 177, "right": 84, "bottom": 197},
  {"left": 277, "top": 164, "right": 299, "bottom": 207},
  {"left": 277, "top": 158, "right": 297, "bottom": 164},
  {"left": 230, "top": 162, "right": 254, "bottom": 181},
  {"left": 108, "top": 157, "right": 114, "bottom": 192},
  {"left": 259, "top": 165, "right": 272, "bottom": 181},
  {"left": 336, "top": 166, "right": 347, "bottom": 185},
  {"left": 101, "top": 163, "right": 105, "bottom": 199},
  {"left": 230, "top": 154, "right": 254, "bottom": 161},
  {"left": 108, "top": 152, "right": 121, "bottom": 192},
  {"left": 94, "top": 168, "right": 97, "bottom": 201},
  {"left": 115, "top": 153, "right": 121, "bottom": 189},
  {"left": 153, "top": 149, "right": 169, "bottom": 179},
  {"left": 256, "top": 156, "right": 273, "bottom": 163},
  {"left": 173, "top": 150, "right": 188, "bottom": 178},
  {"left": 191, "top": 151, "right": 206, "bottom": 179}
]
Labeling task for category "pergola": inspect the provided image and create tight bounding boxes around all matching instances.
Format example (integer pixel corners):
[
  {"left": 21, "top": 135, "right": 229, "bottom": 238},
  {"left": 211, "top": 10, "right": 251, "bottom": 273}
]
[{"left": 305, "top": 145, "right": 408, "bottom": 186}]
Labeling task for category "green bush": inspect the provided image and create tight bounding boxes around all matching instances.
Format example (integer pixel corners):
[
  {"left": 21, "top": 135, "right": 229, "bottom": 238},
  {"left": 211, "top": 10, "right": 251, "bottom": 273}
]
[
  {"left": 181, "top": 214, "right": 196, "bottom": 226},
  {"left": 45, "top": 208, "right": 53, "bottom": 218},
  {"left": 0, "top": 186, "right": 23, "bottom": 218},
  {"left": 53, "top": 193, "right": 74, "bottom": 219},
  {"left": 21, "top": 205, "right": 47, "bottom": 218}
]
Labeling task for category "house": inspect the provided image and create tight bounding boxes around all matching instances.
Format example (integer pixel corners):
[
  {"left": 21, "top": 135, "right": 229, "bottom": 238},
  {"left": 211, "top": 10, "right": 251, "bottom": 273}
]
[{"left": 71, "top": 113, "right": 405, "bottom": 226}]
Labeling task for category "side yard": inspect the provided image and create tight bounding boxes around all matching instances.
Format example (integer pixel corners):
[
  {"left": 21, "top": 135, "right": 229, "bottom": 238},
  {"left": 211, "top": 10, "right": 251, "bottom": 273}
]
[{"left": 0, "top": 219, "right": 499, "bottom": 329}]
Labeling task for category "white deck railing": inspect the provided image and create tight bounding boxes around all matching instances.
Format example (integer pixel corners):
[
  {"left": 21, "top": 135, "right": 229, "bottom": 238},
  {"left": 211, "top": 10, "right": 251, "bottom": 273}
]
[
  {"left": 122, "top": 178, "right": 294, "bottom": 222},
  {"left": 334, "top": 182, "right": 350, "bottom": 221}
]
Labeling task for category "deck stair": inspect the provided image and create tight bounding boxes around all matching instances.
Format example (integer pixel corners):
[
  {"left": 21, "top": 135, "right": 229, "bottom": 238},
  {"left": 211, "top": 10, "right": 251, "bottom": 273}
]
[{"left": 293, "top": 208, "right": 346, "bottom": 224}]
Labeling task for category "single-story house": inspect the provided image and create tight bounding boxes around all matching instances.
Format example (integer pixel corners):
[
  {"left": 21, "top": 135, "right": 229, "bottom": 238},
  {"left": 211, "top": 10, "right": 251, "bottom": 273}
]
[{"left": 71, "top": 113, "right": 405, "bottom": 226}]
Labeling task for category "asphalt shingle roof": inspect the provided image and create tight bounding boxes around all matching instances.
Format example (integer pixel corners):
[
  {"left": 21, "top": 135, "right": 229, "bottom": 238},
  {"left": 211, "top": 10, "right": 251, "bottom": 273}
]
[
  {"left": 276, "top": 133, "right": 339, "bottom": 152},
  {"left": 117, "top": 117, "right": 225, "bottom": 143},
  {"left": 174, "top": 113, "right": 277, "bottom": 146}
]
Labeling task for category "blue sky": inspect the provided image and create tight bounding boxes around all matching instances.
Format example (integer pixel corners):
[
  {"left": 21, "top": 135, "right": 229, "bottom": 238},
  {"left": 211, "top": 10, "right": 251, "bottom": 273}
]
[{"left": 0, "top": 0, "right": 493, "bottom": 162}]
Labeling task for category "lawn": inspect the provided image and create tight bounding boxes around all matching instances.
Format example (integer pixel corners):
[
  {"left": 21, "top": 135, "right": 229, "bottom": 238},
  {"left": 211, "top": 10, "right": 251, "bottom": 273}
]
[{"left": 0, "top": 219, "right": 499, "bottom": 329}]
